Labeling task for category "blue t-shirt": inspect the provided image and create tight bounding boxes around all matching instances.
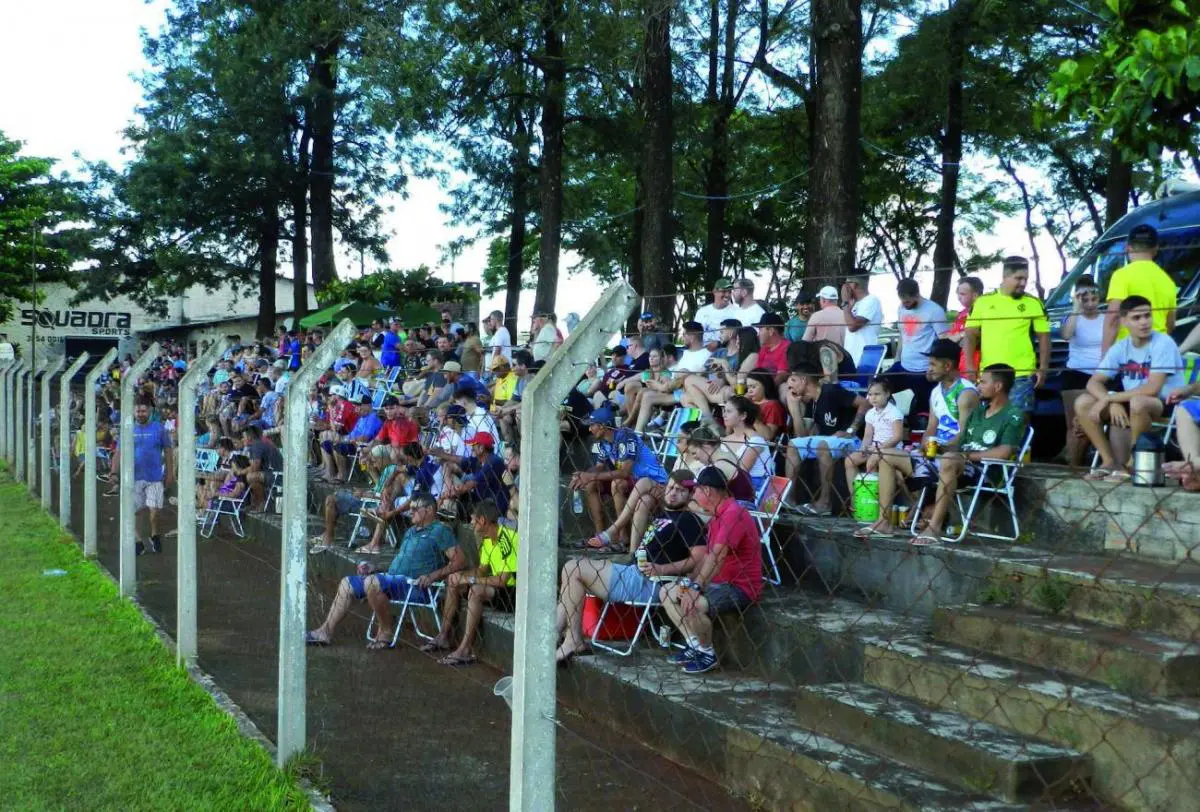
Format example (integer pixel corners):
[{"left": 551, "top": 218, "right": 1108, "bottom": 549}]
[
  {"left": 287, "top": 339, "right": 301, "bottom": 370},
  {"left": 386, "top": 521, "right": 457, "bottom": 578},
  {"left": 1097, "top": 331, "right": 1184, "bottom": 398},
  {"left": 598, "top": 427, "right": 668, "bottom": 484},
  {"left": 458, "top": 372, "right": 489, "bottom": 399},
  {"left": 132, "top": 421, "right": 173, "bottom": 482},
  {"left": 380, "top": 331, "right": 402, "bottom": 367},
  {"left": 461, "top": 452, "right": 510, "bottom": 514},
  {"left": 346, "top": 412, "right": 383, "bottom": 443}
]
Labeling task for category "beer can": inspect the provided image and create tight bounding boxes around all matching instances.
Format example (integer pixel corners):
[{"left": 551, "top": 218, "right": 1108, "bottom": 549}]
[
  {"left": 924, "top": 438, "right": 939, "bottom": 459},
  {"left": 636, "top": 548, "right": 648, "bottom": 567},
  {"left": 655, "top": 625, "right": 672, "bottom": 648},
  {"left": 735, "top": 382, "right": 747, "bottom": 396}
]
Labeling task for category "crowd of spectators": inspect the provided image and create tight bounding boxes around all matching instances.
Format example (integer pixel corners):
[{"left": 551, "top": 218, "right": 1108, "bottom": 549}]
[{"left": 77, "top": 226, "right": 1200, "bottom": 673}]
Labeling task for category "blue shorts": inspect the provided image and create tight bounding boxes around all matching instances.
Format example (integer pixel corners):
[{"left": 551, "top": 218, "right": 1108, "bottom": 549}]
[
  {"left": 1010, "top": 376, "right": 1035, "bottom": 413},
  {"left": 790, "top": 435, "right": 860, "bottom": 460},
  {"left": 334, "top": 490, "right": 362, "bottom": 517},
  {"left": 1181, "top": 400, "right": 1200, "bottom": 423},
  {"left": 347, "top": 573, "right": 430, "bottom": 603},
  {"left": 606, "top": 563, "right": 659, "bottom": 604},
  {"left": 704, "top": 582, "right": 751, "bottom": 617}
]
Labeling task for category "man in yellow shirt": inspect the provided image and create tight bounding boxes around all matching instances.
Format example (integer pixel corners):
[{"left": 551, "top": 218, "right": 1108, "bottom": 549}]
[
  {"left": 425, "top": 498, "right": 518, "bottom": 666},
  {"left": 964, "top": 256, "right": 1050, "bottom": 414},
  {"left": 490, "top": 356, "right": 518, "bottom": 407},
  {"left": 1103, "top": 224, "right": 1176, "bottom": 354}
]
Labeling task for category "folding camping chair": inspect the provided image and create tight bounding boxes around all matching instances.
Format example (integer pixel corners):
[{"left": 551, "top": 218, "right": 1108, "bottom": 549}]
[
  {"left": 909, "top": 426, "right": 1034, "bottom": 544},
  {"left": 651, "top": 406, "right": 700, "bottom": 465},
  {"left": 199, "top": 485, "right": 251, "bottom": 538},
  {"left": 366, "top": 580, "right": 446, "bottom": 647},
  {"left": 589, "top": 576, "right": 678, "bottom": 657},
  {"left": 195, "top": 448, "right": 220, "bottom": 474},
  {"left": 749, "top": 475, "right": 792, "bottom": 584},
  {"left": 839, "top": 343, "right": 887, "bottom": 394},
  {"left": 347, "top": 496, "right": 399, "bottom": 548}
]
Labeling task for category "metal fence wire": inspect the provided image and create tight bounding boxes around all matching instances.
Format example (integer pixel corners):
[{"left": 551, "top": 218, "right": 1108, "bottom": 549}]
[{"left": 5, "top": 278, "right": 1200, "bottom": 812}]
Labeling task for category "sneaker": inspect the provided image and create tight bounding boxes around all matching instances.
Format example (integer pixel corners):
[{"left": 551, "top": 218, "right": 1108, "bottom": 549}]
[
  {"left": 684, "top": 650, "right": 719, "bottom": 674},
  {"left": 667, "top": 647, "right": 696, "bottom": 666},
  {"left": 135, "top": 541, "right": 146, "bottom": 556},
  {"left": 149, "top": 535, "right": 161, "bottom": 553}
]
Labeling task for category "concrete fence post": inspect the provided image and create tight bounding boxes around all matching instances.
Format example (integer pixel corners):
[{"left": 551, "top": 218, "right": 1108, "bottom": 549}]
[
  {"left": 1, "top": 361, "right": 15, "bottom": 463},
  {"left": 176, "top": 339, "right": 229, "bottom": 667},
  {"left": 119, "top": 343, "right": 161, "bottom": 598},
  {"left": 59, "top": 353, "right": 90, "bottom": 527},
  {"left": 276, "top": 318, "right": 356, "bottom": 767},
  {"left": 84, "top": 348, "right": 118, "bottom": 557},
  {"left": 41, "top": 357, "right": 65, "bottom": 511},
  {"left": 27, "top": 364, "right": 40, "bottom": 491},
  {"left": 509, "top": 283, "right": 636, "bottom": 812},
  {"left": 14, "top": 365, "right": 28, "bottom": 480}
]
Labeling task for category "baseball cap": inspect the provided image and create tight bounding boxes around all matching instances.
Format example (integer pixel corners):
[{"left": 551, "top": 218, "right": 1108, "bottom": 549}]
[
  {"left": 381, "top": 395, "right": 400, "bottom": 407},
  {"left": 443, "top": 361, "right": 462, "bottom": 372},
  {"left": 491, "top": 355, "right": 511, "bottom": 369},
  {"left": 713, "top": 278, "right": 733, "bottom": 291},
  {"left": 639, "top": 311, "right": 655, "bottom": 321},
  {"left": 683, "top": 465, "right": 729, "bottom": 490},
  {"left": 610, "top": 345, "right": 628, "bottom": 356},
  {"left": 583, "top": 406, "right": 617, "bottom": 427},
  {"left": 329, "top": 384, "right": 348, "bottom": 399},
  {"left": 466, "top": 431, "right": 495, "bottom": 448},
  {"left": 793, "top": 291, "right": 814, "bottom": 305},
  {"left": 817, "top": 286, "right": 839, "bottom": 301},
  {"left": 755, "top": 312, "right": 785, "bottom": 328},
  {"left": 668, "top": 469, "right": 698, "bottom": 487},
  {"left": 719, "top": 318, "right": 743, "bottom": 329},
  {"left": 1128, "top": 224, "right": 1158, "bottom": 248},
  {"left": 923, "top": 338, "right": 962, "bottom": 363},
  {"left": 445, "top": 404, "right": 468, "bottom": 421}
]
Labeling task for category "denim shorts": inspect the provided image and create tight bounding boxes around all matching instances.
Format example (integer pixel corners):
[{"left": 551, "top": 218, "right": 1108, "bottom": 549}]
[
  {"left": 347, "top": 573, "right": 430, "bottom": 603},
  {"left": 704, "top": 582, "right": 751, "bottom": 617},
  {"left": 606, "top": 563, "right": 659, "bottom": 604},
  {"left": 790, "top": 435, "right": 860, "bottom": 461},
  {"left": 334, "top": 490, "right": 362, "bottom": 517},
  {"left": 1010, "top": 376, "right": 1035, "bottom": 413}
]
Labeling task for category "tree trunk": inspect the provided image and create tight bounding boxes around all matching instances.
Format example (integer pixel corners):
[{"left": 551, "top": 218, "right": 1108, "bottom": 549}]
[
  {"left": 930, "top": 0, "right": 972, "bottom": 309},
  {"left": 701, "top": 0, "right": 727, "bottom": 286},
  {"left": 534, "top": 0, "right": 566, "bottom": 316},
  {"left": 639, "top": 0, "right": 675, "bottom": 324},
  {"left": 505, "top": 110, "right": 531, "bottom": 343},
  {"left": 309, "top": 40, "right": 340, "bottom": 291},
  {"left": 291, "top": 121, "right": 311, "bottom": 323},
  {"left": 258, "top": 200, "right": 280, "bottom": 339},
  {"left": 1104, "top": 145, "right": 1132, "bottom": 229},
  {"left": 804, "top": 0, "right": 861, "bottom": 294},
  {"left": 628, "top": 178, "right": 646, "bottom": 335}
]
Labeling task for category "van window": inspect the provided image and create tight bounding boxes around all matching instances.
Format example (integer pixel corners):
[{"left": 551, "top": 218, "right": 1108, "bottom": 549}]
[
  {"left": 1048, "top": 229, "right": 1200, "bottom": 310},
  {"left": 1047, "top": 238, "right": 1126, "bottom": 309}
]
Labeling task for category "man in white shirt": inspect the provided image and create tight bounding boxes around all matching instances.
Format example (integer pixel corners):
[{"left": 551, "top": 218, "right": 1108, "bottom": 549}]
[
  {"left": 483, "top": 310, "right": 513, "bottom": 364},
  {"left": 731, "top": 278, "right": 765, "bottom": 328},
  {"left": 693, "top": 279, "right": 735, "bottom": 350},
  {"left": 840, "top": 269, "right": 882, "bottom": 365},
  {"left": 631, "top": 322, "right": 711, "bottom": 432},
  {"left": 530, "top": 312, "right": 559, "bottom": 362},
  {"left": 671, "top": 321, "right": 712, "bottom": 374},
  {"left": 884, "top": 278, "right": 949, "bottom": 420}
]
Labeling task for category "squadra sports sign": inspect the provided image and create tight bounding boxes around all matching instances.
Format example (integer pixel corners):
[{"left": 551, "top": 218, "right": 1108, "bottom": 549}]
[{"left": 19, "top": 308, "right": 134, "bottom": 337}]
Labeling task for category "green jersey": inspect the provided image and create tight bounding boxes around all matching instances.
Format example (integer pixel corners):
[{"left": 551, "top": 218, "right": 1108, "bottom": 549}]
[{"left": 960, "top": 402, "right": 1026, "bottom": 455}]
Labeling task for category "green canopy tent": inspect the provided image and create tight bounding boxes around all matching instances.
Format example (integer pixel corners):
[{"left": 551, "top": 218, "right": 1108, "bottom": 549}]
[
  {"left": 390, "top": 301, "right": 441, "bottom": 328},
  {"left": 298, "top": 302, "right": 394, "bottom": 329}
]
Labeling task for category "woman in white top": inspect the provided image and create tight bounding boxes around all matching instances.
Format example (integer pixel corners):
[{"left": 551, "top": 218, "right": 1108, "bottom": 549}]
[
  {"left": 720, "top": 396, "right": 773, "bottom": 491},
  {"left": 1060, "top": 276, "right": 1105, "bottom": 467}
]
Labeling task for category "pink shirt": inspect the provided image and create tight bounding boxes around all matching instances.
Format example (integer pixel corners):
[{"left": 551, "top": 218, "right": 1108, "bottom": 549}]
[
  {"left": 802, "top": 306, "right": 846, "bottom": 346},
  {"left": 757, "top": 339, "right": 790, "bottom": 374},
  {"left": 709, "top": 497, "right": 762, "bottom": 601}
]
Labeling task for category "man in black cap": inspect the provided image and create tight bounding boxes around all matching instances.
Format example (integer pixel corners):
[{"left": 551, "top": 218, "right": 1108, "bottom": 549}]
[
  {"left": 785, "top": 292, "right": 814, "bottom": 343},
  {"left": 659, "top": 466, "right": 761, "bottom": 674},
  {"left": 636, "top": 311, "right": 668, "bottom": 353},
  {"left": 754, "top": 312, "right": 791, "bottom": 379},
  {"left": 1104, "top": 224, "right": 1177, "bottom": 354}
]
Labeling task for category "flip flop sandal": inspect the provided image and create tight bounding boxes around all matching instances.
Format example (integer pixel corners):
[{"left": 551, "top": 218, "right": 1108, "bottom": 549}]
[
  {"left": 438, "top": 654, "right": 477, "bottom": 667},
  {"left": 366, "top": 638, "right": 391, "bottom": 651},
  {"left": 910, "top": 535, "right": 940, "bottom": 547},
  {"left": 419, "top": 641, "right": 451, "bottom": 653},
  {"left": 304, "top": 631, "right": 330, "bottom": 646},
  {"left": 1104, "top": 470, "right": 1132, "bottom": 483},
  {"left": 573, "top": 531, "right": 614, "bottom": 550},
  {"left": 1084, "top": 468, "right": 1113, "bottom": 481}
]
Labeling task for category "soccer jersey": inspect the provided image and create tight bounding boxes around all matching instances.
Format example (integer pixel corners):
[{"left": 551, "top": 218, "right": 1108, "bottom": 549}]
[
  {"left": 1107, "top": 259, "right": 1177, "bottom": 341},
  {"left": 965, "top": 291, "right": 1050, "bottom": 375},
  {"left": 960, "top": 402, "right": 1026, "bottom": 454},
  {"left": 480, "top": 525, "right": 519, "bottom": 586},
  {"left": 929, "top": 378, "right": 977, "bottom": 444},
  {"left": 598, "top": 428, "right": 668, "bottom": 484}
]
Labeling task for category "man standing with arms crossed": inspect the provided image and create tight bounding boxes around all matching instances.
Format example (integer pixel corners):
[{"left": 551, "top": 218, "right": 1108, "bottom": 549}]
[
  {"left": 840, "top": 269, "right": 883, "bottom": 366},
  {"left": 964, "top": 255, "right": 1050, "bottom": 414}
]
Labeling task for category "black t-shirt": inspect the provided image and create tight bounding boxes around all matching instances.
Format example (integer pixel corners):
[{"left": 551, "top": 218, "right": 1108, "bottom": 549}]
[
  {"left": 810, "top": 383, "right": 858, "bottom": 435},
  {"left": 247, "top": 439, "right": 283, "bottom": 473},
  {"left": 231, "top": 383, "right": 258, "bottom": 400},
  {"left": 630, "top": 352, "right": 651, "bottom": 372},
  {"left": 637, "top": 509, "right": 707, "bottom": 566}
]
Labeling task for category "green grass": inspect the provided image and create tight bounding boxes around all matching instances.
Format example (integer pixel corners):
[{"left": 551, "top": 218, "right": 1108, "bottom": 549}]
[{"left": 0, "top": 471, "right": 311, "bottom": 810}]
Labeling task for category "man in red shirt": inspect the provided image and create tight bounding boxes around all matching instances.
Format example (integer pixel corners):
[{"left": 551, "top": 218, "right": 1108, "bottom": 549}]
[
  {"left": 659, "top": 466, "right": 760, "bottom": 674},
  {"left": 371, "top": 396, "right": 419, "bottom": 464},
  {"left": 318, "top": 385, "right": 359, "bottom": 482},
  {"left": 754, "top": 312, "right": 791, "bottom": 382}
]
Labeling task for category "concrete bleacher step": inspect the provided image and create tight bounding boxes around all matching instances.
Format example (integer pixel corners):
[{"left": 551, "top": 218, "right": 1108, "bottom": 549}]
[
  {"left": 474, "top": 613, "right": 1035, "bottom": 811},
  {"left": 933, "top": 604, "right": 1200, "bottom": 698},
  {"left": 794, "top": 682, "right": 1091, "bottom": 803},
  {"left": 990, "top": 554, "right": 1200, "bottom": 641},
  {"left": 862, "top": 634, "right": 1200, "bottom": 811}
]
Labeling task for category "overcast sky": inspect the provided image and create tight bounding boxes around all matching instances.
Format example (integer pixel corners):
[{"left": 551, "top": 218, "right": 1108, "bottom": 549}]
[{"left": 2, "top": 0, "right": 1115, "bottom": 330}]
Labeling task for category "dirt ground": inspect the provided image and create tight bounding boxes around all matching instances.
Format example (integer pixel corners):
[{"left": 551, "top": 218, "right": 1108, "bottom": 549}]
[{"left": 60, "top": 473, "right": 746, "bottom": 811}]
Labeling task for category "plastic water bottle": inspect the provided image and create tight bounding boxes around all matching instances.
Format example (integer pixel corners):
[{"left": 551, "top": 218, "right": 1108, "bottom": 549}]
[{"left": 572, "top": 490, "right": 584, "bottom": 514}]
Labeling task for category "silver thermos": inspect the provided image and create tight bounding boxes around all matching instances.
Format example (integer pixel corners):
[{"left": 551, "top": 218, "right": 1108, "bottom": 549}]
[{"left": 1131, "top": 431, "right": 1165, "bottom": 487}]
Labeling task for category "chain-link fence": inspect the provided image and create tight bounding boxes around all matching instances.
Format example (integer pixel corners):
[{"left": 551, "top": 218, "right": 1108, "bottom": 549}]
[{"left": 6, "top": 272, "right": 1200, "bottom": 811}]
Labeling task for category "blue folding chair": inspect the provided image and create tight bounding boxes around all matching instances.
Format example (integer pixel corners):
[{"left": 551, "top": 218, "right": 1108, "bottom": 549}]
[{"left": 840, "top": 344, "right": 887, "bottom": 394}]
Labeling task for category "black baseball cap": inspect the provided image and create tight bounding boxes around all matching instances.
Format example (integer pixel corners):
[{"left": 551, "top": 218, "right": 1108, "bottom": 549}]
[
  {"left": 1128, "top": 224, "right": 1158, "bottom": 248},
  {"left": 381, "top": 395, "right": 400, "bottom": 407},
  {"left": 684, "top": 465, "right": 728, "bottom": 491},
  {"left": 923, "top": 338, "right": 962, "bottom": 363}
]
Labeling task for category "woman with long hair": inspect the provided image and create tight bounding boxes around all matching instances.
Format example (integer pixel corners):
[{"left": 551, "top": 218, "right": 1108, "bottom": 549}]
[{"left": 720, "top": 395, "right": 773, "bottom": 492}]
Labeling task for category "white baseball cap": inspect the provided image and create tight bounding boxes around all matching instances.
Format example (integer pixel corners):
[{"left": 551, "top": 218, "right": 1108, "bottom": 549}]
[
  {"left": 329, "top": 384, "right": 348, "bottom": 399},
  {"left": 817, "top": 285, "right": 839, "bottom": 301}
]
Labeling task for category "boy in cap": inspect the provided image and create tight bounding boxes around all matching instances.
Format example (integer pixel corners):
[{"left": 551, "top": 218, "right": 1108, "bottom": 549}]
[{"left": 659, "top": 466, "right": 760, "bottom": 674}]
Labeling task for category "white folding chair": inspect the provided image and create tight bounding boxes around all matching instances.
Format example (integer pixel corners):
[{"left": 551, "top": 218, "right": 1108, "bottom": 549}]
[
  {"left": 199, "top": 486, "right": 251, "bottom": 538},
  {"left": 263, "top": 470, "right": 284, "bottom": 513},
  {"left": 650, "top": 406, "right": 699, "bottom": 465},
  {"left": 910, "top": 426, "right": 1034, "bottom": 543},
  {"left": 195, "top": 448, "right": 220, "bottom": 473},
  {"left": 589, "top": 576, "right": 678, "bottom": 657},
  {"left": 366, "top": 580, "right": 445, "bottom": 647},
  {"left": 748, "top": 474, "right": 792, "bottom": 584},
  {"left": 347, "top": 495, "right": 399, "bottom": 548}
]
